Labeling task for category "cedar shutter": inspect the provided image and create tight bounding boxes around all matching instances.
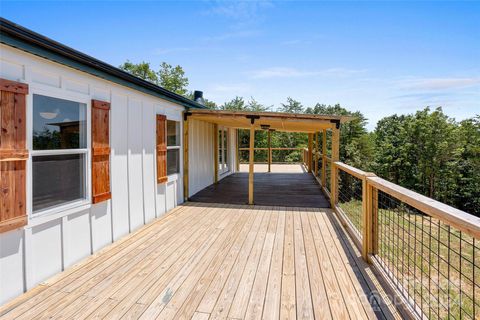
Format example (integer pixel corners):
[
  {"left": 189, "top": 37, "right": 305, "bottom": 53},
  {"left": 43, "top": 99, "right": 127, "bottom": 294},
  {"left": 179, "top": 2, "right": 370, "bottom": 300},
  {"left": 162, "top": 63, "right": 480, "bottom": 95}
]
[
  {"left": 91, "top": 99, "right": 111, "bottom": 204},
  {"left": 156, "top": 114, "right": 167, "bottom": 183},
  {"left": 0, "top": 78, "right": 28, "bottom": 233}
]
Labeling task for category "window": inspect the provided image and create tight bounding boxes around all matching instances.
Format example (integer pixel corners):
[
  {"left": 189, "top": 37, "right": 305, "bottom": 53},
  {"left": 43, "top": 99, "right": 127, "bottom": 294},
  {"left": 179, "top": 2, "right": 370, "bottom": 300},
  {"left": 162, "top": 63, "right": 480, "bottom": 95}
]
[
  {"left": 32, "top": 94, "right": 88, "bottom": 213},
  {"left": 167, "top": 120, "right": 180, "bottom": 175},
  {"left": 218, "top": 127, "right": 229, "bottom": 174}
]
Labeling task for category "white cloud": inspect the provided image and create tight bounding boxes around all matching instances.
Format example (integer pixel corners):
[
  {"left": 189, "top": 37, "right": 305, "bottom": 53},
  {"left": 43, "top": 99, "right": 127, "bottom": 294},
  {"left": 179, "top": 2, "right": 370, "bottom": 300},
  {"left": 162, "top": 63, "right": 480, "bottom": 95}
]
[
  {"left": 210, "top": 83, "right": 252, "bottom": 93},
  {"left": 249, "top": 67, "right": 367, "bottom": 79},
  {"left": 206, "top": 0, "right": 274, "bottom": 21},
  {"left": 399, "top": 77, "right": 480, "bottom": 90},
  {"left": 152, "top": 47, "right": 196, "bottom": 55}
]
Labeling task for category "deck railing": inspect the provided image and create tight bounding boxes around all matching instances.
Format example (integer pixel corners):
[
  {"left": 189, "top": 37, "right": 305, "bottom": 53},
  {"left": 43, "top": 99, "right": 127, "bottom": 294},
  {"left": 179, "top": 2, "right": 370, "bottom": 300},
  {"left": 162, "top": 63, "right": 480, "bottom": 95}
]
[
  {"left": 238, "top": 147, "right": 304, "bottom": 164},
  {"left": 307, "top": 151, "right": 480, "bottom": 320}
]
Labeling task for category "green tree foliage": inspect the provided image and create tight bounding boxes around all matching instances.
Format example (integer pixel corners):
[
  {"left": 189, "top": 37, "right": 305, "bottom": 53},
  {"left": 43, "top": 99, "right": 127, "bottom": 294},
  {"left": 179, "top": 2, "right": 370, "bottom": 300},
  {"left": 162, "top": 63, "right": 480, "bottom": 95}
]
[
  {"left": 119, "top": 61, "right": 189, "bottom": 95},
  {"left": 157, "top": 62, "right": 189, "bottom": 95},
  {"left": 119, "top": 61, "right": 158, "bottom": 83},
  {"left": 373, "top": 108, "right": 479, "bottom": 215}
]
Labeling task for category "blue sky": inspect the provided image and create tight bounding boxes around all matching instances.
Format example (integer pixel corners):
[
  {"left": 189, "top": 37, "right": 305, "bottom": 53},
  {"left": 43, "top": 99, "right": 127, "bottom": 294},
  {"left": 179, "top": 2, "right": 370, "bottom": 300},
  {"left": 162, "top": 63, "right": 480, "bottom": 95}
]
[{"left": 1, "top": 1, "right": 479, "bottom": 130}]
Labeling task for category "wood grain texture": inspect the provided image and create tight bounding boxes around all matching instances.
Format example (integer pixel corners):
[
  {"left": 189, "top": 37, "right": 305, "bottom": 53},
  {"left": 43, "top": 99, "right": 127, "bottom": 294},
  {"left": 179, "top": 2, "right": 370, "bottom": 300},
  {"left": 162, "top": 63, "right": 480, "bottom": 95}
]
[
  {"left": 0, "top": 79, "right": 28, "bottom": 233},
  {"left": 91, "top": 99, "right": 111, "bottom": 204},
  {"left": 156, "top": 114, "right": 167, "bottom": 184},
  {"left": 0, "top": 203, "right": 400, "bottom": 319}
]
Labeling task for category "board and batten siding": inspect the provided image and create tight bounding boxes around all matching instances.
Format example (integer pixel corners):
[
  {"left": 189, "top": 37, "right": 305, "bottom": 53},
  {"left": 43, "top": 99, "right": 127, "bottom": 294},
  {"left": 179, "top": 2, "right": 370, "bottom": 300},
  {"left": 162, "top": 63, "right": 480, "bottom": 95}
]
[
  {"left": 188, "top": 119, "right": 238, "bottom": 197},
  {"left": 0, "top": 44, "right": 185, "bottom": 305}
]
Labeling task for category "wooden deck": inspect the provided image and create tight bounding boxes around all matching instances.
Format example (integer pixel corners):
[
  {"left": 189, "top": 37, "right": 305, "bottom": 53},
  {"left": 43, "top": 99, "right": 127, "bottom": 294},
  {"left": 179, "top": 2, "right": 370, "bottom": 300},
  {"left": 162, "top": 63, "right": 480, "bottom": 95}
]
[
  {"left": 190, "top": 164, "right": 330, "bottom": 208},
  {"left": 0, "top": 202, "right": 399, "bottom": 320}
]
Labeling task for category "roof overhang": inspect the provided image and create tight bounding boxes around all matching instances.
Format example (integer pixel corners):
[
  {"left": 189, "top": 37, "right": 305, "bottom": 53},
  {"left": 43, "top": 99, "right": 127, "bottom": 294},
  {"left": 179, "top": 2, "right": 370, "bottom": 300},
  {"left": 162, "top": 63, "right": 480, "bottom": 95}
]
[
  {"left": 0, "top": 18, "right": 205, "bottom": 109},
  {"left": 187, "top": 109, "right": 353, "bottom": 133}
]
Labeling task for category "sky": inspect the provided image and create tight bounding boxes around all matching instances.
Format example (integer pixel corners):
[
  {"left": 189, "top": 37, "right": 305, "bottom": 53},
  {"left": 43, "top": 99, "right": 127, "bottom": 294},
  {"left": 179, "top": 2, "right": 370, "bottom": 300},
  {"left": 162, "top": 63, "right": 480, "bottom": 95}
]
[{"left": 1, "top": 1, "right": 479, "bottom": 130}]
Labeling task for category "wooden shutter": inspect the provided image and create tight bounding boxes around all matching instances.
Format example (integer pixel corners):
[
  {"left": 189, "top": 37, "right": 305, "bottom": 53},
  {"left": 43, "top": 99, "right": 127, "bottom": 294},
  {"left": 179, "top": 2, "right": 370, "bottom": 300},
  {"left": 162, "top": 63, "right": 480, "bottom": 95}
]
[
  {"left": 156, "top": 114, "right": 167, "bottom": 183},
  {"left": 0, "top": 78, "right": 28, "bottom": 233},
  {"left": 91, "top": 100, "right": 111, "bottom": 204}
]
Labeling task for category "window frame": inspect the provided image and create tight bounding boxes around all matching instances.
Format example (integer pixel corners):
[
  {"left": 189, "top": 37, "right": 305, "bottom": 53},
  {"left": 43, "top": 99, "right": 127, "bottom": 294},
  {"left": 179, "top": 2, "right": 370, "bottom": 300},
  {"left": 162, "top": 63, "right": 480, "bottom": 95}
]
[
  {"left": 166, "top": 119, "right": 181, "bottom": 176},
  {"left": 218, "top": 126, "right": 230, "bottom": 175},
  {"left": 27, "top": 87, "right": 91, "bottom": 219}
]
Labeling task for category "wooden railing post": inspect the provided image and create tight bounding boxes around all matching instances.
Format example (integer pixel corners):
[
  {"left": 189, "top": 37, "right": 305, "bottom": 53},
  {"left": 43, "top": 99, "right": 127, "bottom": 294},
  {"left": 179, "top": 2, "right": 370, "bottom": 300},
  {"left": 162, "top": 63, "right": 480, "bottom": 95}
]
[
  {"left": 362, "top": 173, "right": 377, "bottom": 261},
  {"left": 330, "top": 128, "right": 340, "bottom": 208},
  {"left": 321, "top": 129, "right": 327, "bottom": 187}
]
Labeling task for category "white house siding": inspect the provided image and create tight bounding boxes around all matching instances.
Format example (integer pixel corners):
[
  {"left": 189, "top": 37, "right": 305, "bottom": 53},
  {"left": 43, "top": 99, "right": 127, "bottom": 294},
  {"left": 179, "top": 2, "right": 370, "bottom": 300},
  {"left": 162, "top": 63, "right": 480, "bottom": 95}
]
[
  {"left": 188, "top": 120, "right": 238, "bottom": 197},
  {"left": 0, "top": 44, "right": 185, "bottom": 305}
]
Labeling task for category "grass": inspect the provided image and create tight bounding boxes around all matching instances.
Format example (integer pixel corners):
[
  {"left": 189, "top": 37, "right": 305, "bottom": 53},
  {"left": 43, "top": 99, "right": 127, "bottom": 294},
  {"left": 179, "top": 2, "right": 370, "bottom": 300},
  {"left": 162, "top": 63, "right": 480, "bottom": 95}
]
[{"left": 338, "top": 198, "right": 480, "bottom": 320}]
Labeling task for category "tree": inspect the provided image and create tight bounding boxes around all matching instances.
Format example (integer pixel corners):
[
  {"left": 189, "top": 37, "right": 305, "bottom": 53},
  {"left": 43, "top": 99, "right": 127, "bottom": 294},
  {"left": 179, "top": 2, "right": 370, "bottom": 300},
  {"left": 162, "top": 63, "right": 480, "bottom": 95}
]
[
  {"left": 119, "top": 61, "right": 158, "bottom": 83},
  {"left": 157, "top": 62, "right": 189, "bottom": 95},
  {"left": 119, "top": 60, "right": 189, "bottom": 96}
]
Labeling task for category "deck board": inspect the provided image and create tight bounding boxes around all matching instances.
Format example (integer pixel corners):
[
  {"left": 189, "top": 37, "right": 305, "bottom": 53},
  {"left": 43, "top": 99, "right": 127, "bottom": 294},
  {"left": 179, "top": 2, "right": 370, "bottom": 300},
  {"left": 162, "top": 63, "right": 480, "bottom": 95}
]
[{"left": 0, "top": 202, "right": 399, "bottom": 320}]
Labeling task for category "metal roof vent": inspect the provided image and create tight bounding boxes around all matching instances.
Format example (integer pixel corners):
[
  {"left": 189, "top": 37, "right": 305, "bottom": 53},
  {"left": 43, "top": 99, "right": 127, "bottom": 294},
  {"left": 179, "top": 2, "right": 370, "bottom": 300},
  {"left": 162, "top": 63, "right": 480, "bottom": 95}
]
[{"left": 194, "top": 90, "right": 205, "bottom": 105}]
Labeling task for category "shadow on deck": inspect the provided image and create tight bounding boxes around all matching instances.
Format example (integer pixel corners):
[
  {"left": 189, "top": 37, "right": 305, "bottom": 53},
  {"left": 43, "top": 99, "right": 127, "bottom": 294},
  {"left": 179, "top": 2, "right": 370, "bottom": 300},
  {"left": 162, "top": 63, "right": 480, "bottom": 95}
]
[{"left": 189, "top": 165, "right": 330, "bottom": 208}]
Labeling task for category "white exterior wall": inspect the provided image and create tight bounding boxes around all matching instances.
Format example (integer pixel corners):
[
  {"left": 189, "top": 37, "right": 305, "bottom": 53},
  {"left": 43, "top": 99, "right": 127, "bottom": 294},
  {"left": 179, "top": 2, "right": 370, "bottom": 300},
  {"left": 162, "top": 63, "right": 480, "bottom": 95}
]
[
  {"left": 0, "top": 44, "right": 185, "bottom": 305},
  {"left": 188, "top": 119, "right": 238, "bottom": 197}
]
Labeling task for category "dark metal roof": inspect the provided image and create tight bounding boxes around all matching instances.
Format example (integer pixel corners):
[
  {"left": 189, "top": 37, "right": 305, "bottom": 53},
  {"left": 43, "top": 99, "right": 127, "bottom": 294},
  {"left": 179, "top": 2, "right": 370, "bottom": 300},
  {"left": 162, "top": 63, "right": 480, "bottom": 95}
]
[{"left": 0, "top": 18, "right": 205, "bottom": 109}]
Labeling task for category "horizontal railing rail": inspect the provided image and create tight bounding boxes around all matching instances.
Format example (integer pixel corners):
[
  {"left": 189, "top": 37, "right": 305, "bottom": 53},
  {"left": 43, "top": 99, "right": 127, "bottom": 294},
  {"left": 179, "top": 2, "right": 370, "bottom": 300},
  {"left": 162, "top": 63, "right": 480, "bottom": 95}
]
[
  {"left": 238, "top": 147, "right": 304, "bottom": 164},
  {"left": 319, "top": 160, "right": 480, "bottom": 320}
]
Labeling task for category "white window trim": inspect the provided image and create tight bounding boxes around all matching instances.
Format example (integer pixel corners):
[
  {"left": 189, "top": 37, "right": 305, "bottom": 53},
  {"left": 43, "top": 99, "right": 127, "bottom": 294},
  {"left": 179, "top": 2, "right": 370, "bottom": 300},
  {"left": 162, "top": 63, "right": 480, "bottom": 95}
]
[
  {"left": 166, "top": 120, "right": 181, "bottom": 177},
  {"left": 218, "top": 127, "right": 230, "bottom": 175},
  {"left": 27, "top": 87, "right": 92, "bottom": 220}
]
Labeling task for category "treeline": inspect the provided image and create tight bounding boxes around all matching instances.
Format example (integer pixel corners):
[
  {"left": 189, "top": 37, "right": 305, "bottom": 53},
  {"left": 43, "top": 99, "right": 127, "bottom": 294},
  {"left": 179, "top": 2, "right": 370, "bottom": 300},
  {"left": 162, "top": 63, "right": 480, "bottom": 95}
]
[
  {"left": 119, "top": 61, "right": 480, "bottom": 216},
  {"left": 217, "top": 96, "right": 479, "bottom": 216}
]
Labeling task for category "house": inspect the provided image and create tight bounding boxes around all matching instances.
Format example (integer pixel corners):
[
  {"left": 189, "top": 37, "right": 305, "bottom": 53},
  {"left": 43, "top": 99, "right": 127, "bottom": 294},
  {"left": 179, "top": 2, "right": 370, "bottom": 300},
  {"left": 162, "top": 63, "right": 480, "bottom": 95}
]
[{"left": 1, "top": 18, "right": 479, "bottom": 320}]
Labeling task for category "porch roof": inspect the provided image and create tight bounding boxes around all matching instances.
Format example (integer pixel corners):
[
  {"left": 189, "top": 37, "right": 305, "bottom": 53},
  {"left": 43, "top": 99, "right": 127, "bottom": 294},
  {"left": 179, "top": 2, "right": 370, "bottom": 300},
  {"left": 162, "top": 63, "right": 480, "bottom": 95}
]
[{"left": 187, "top": 109, "right": 354, "bottom": 133}]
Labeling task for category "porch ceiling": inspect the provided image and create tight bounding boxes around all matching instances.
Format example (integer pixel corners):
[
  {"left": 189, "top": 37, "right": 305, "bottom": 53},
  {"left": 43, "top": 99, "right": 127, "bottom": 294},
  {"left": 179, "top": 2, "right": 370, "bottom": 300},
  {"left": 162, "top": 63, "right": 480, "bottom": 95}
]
[{"left": 187, "top": 109, "right": 354, "bottom": 132}]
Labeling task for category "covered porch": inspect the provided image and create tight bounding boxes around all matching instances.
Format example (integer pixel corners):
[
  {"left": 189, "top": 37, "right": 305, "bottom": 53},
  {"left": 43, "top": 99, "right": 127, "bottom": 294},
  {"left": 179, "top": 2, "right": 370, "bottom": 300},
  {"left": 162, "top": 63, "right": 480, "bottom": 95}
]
[
  {"left": 189, "top": 164, "right": 330, "bottom": 207},
  {"left": 184, "top": 109, "right": 352, "bottom": 207}
]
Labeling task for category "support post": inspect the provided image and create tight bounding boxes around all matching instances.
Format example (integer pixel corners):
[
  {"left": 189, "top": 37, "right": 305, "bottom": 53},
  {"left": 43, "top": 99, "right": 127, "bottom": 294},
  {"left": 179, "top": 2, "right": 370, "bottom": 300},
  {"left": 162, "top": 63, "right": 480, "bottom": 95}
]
[
  {"left": 236, "top": 129, "right": 240, "bottom": 172},
  {"left": 321, "top": 129, "right": 327, "bottom": 187},
  {"left": 183, "top": 115, "right": 189, "bottom": 201},
  {"left": 314, "top": 132, "right": 319, "bottom": 177},
  {"left": 362, "top": 173, "right": 376, "bottom": 261},
  {"left": 330, "top": 128, "right": 340, "bottom": 208},
  {"left": 267, "top": 130, "right": 271, "bottom": 173},
  {"left": 308, "top": 133, "right": 313, "bottom": 173},
  {"left": 248, "top": 125, "right": 255, "bottom": 204},
  {"left": 213, "top": 123, "right": 218, "bottom": 183}
]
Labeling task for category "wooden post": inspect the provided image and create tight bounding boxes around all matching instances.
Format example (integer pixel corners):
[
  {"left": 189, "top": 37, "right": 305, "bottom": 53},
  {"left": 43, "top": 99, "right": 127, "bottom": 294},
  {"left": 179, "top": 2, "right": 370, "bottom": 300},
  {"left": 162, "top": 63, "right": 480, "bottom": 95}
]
[
  {"left": 183, "top": 115, "right": 189, "bottom": 201},
  {"left": 321, "top": 129, "right": 327, "bottom": 187},
  {"left": 248, "top": 125, "right": 255, "bottom": 204},
  {"left": 330, "top": 128, "right": 340, "bottom": 208},
  {"left": 314, "top": 132, "right": 319, "bottom": 177},
  {"left": 267, "top": 130, "right": 271, "bottom": 173},
  {"left": 236, "top": 129, "right": 240, "bottom": 172},
  {"left": 213, "top": 123, "right": 218, "bottom": 183},
  {"left": 362, "top": 173, "right": 376, "bottom": 261},
  {"left": 308, "top": 133, "right": 313, "bottom": 173}
]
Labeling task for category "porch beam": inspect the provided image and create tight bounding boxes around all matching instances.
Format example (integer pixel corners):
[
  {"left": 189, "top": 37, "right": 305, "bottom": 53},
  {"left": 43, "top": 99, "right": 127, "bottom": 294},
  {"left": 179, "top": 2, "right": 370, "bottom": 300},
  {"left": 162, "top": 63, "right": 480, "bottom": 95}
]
[{"left": 248, "top": 124, "right": 255, "bottom": 204}]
